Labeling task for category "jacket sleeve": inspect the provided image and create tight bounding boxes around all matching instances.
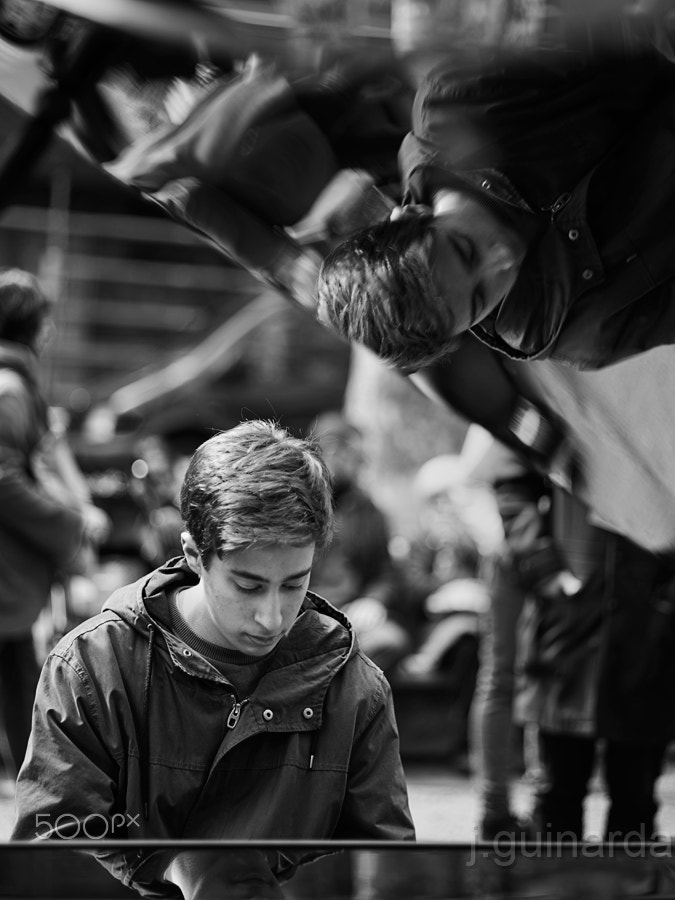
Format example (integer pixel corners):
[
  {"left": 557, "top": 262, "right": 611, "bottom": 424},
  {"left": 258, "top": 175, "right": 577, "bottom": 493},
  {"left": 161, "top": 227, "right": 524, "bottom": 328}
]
[
  {"left": 11, "top": 648, "right": 177, "bottom": 899},
  {"left": 333, "top": 661, "right": 415, "bottom": 841},
  {"left": 0, "top": 381, "right": 84, "bottom": 564}
]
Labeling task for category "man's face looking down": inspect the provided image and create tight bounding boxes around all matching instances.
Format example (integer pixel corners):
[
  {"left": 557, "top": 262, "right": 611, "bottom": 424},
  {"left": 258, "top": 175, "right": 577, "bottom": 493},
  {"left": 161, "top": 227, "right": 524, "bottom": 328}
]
[
  {"left": 425, "top": 188, "right": 526, "bottom": 335},
  {"left": 180, "top": 537, "right": 315, "bottom": 657}
]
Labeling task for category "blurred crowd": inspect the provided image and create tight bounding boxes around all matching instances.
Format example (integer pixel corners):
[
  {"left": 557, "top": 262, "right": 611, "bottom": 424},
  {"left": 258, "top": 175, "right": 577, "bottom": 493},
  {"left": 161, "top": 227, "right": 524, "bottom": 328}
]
[{"left": 7, "top": 373, "right": 675, "bottom": 849}]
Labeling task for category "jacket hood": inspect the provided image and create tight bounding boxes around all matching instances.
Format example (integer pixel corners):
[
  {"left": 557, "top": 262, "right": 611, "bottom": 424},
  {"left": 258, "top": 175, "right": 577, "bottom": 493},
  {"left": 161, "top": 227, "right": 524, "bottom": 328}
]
[
  {"left": 102, "top": 556, "right": 358, "bottom": 821},
  {"left": 102, "top": 555, "right": 358, "bottom": 673},
  {"left": 0, "top": 340, "right": 40, "bottom": 384},
  {"left": 472, "top": 226, "right": 573, "bottom": 360}
]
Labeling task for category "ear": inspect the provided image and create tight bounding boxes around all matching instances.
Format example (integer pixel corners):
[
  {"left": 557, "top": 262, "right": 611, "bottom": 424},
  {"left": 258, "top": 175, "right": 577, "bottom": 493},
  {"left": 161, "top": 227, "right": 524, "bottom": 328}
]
[{"left": 181, "top": 531, "right": 203, "bottom": 577}]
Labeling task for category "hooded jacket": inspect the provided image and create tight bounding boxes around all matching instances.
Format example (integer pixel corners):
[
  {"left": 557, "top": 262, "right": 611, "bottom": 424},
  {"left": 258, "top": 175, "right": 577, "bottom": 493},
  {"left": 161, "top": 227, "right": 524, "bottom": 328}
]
[
  {"left": 400, "top": 42, "right": 675, "bottom": 369},
  {"left": 12, "top": 557, "right": 414, "bottom": 896},
  {"left": 0, "top": 341, "right": 84, "bottom": 635}
]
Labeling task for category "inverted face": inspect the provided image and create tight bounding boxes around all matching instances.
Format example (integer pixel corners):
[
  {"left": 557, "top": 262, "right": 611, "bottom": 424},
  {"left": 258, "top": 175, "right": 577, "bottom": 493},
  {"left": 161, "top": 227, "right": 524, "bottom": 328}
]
[
  {"left": 428, "top": 189, "right": 526, "bottom": 334},
  {"left": 180, "top": 536, "right": 315, "bottom": 656}
]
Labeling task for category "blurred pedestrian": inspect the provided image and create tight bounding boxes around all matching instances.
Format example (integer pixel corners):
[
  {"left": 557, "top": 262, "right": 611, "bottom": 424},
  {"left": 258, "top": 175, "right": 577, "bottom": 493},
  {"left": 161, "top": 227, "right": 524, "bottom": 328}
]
[
  {"left": 485, "top": 443, "right": 675, "bottom": 843},
  {"left": 395, "top": 445, "right": 499, "bottom": 772},
  {"left": 0, "top": 268, "right": 106, "bottom": 774},
  {"left": 400, "top": 453, "right": 492, "bottom": 677},
  {"left": 309, "top": 411, "right": 413, "bottom": 675}
]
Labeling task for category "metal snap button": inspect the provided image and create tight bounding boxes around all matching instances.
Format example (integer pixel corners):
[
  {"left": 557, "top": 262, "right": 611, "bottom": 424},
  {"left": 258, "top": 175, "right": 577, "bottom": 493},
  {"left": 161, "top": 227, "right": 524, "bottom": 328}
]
[
  {"left": 568, "top": 229, "right": 579, "bottom": 241},
  {"left": 182, "top": 648, "right": 192, "bottom": 657},
  {"left": 303, "top": 708, "right": 314, "bottom": 719},
  {"left": 480, "top": 179, "right": 491, "bottom": 190},
  {"left": 263, "top": 709, "right": 274, "bottom": 721},
  {"left": 582, "top": 269, "right": 594, "bottom": 280}
]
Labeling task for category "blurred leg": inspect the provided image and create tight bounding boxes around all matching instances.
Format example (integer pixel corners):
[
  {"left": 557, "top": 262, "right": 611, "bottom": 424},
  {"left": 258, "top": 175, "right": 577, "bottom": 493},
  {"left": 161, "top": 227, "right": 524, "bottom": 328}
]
[
  {"left": 604, "top": 740, "right": 667, "bottom": 842},
  {"left": 535, "top": 731, "right": 595, "bottom": 840},
  {"left": 0, "top": 635, "right": 40, "bottom": 775},
  {"left": 472, "top": 562, "right": 526, "bottom": 833}
]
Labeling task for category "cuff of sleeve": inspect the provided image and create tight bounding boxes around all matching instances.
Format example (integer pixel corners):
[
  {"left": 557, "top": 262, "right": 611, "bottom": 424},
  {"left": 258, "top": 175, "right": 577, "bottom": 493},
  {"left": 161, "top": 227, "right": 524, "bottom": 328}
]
[
  {"left": 113, "top": 848, "right": 182, "bottom": 899},
  {"left": 508, "top": 399, "right": 562, "bottom": 458}
]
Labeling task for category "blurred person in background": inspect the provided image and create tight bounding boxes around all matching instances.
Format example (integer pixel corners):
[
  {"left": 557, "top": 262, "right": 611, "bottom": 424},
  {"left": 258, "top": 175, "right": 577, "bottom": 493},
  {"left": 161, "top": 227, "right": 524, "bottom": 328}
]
[
  {"left": 394, "top": 442, "right": 500, "bottom": 773},
  {"left": 478, "top": 440, "right": 675, "bottom": 844},
  {"left": 60, "top": 433, "right": 186, "bottom": 634},
  {"left": 467, "top": 436, "right": 543, "bottom": 841},
  {"left": 129, "top": 434, "right": 186, "bottom": 567},
  {"left": 400, "top": 452, "right": 493, "bottom": 677},
  {"left": 0, "top": 268, "right": 109, "bottom": 775},
  {"left": 309, "top": 411, "right": 413, "bottom": 677}
]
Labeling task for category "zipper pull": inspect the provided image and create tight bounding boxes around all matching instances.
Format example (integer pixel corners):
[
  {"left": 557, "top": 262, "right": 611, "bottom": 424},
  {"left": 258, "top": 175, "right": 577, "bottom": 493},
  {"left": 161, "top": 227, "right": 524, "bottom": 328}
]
[
  {"left": 547, "top": 192, "right": 571, "bottom": 222},
  {"left": 227, "top": 700, "right": 242, "bottom": 730}
]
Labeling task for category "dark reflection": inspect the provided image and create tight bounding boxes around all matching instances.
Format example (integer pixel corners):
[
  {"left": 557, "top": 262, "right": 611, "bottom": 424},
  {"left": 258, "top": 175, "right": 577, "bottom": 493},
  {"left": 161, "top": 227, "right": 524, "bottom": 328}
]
[{"left": 2, "top": 845, "right": 675, "bottom": 898}]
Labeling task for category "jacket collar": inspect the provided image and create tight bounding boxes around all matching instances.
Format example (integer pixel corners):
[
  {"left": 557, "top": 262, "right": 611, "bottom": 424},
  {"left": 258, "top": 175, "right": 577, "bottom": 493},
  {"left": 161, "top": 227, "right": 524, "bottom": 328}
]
[
  {"left": 103, "top": 557, "right": 356, "bottom": 712},
  {"left": 0, "top": 340, "right": 40, "bottom": 384},
  {"left": 402, "top": 135, "right": 608, "bottom": 360}
]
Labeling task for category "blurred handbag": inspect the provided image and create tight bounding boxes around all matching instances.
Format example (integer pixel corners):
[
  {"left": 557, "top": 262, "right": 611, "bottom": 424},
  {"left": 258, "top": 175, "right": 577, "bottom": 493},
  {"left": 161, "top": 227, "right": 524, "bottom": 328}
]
[{"left": 519, "top": 571, "right": 604, "bottom": 679}]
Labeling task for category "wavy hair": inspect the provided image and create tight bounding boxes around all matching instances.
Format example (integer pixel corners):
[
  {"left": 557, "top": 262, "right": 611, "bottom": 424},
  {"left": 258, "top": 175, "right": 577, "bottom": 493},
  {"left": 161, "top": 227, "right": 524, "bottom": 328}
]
[
  {"left": 180, "top": 420, "right": 334, "bottom": 564},
  {"left": 317, "top": 215, "right": 460, "bottom": 372},
  {"left": 0, "top": 268, "right": 51, "bottom": 349}
]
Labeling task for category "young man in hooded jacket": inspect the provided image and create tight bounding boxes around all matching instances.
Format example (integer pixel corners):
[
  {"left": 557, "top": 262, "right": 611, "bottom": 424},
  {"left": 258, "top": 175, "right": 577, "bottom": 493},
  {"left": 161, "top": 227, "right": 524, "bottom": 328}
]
[{"left": 11, "top": 420, "right": 414, "bottom": 898}]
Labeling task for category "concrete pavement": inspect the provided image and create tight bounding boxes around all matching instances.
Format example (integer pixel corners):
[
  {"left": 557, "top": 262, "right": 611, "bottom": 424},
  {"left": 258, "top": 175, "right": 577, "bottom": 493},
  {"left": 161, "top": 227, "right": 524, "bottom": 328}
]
[{"left": 405, "top": 760, "right": 675, "bottom": 841}]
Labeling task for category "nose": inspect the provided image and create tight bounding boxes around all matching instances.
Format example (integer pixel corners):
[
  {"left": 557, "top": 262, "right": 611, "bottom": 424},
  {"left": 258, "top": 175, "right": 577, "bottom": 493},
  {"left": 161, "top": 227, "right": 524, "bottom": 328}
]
[{"left": 252, "top": 590, "right": 284, "bottom": 634}]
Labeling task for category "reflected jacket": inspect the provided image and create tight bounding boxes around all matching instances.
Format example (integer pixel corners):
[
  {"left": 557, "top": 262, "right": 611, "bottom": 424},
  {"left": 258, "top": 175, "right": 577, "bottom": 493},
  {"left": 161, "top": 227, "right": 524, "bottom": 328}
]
[
  {"left": 11, "top": 557, "right": 414, "bottom": 896},
  {"left": 400, "top": 42, "right": 675, "bottom": 369}
]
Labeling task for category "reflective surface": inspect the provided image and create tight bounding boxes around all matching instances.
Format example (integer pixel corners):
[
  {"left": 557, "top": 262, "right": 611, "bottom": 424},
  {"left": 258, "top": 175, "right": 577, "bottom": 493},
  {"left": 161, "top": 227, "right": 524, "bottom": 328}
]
[{"left": 2, "top": 845, "right": 675, "bottom": 898}]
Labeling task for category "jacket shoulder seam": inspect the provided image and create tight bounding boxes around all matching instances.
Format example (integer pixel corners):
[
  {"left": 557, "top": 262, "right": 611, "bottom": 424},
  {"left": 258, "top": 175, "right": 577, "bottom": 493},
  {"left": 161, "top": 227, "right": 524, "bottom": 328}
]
[
  {"left": 48, "top": 649, "right": 104, "bottom": 736},
  {"left": 352, "top": 651, "right": 388, "bottom": 736}
]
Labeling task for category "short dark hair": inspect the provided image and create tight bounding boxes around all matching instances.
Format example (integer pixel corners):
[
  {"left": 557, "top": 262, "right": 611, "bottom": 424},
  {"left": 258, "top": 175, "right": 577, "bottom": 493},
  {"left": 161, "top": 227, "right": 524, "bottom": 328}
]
[
  {"left": 317, "top": 215, "right": 460, "bottom": 371},
  {"left": 180, "top": 420, "right": 334, "bottom": 565},
  {"left": 0, "top": 268, "right": 51, "bottom": 348}
]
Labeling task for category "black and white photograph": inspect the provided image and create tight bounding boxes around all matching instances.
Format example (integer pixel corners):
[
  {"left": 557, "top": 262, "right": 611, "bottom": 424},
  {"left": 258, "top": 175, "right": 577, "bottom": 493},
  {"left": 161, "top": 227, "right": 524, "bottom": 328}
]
[{"left": 1, "top": 0, "right": 675, "bottom": 896}]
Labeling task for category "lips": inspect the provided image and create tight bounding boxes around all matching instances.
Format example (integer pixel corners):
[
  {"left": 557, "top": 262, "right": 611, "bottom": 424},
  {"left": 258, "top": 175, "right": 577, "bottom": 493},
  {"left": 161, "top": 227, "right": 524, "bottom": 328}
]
[{"left": 245, "top": 633, "right": 280, "bottom": 647}]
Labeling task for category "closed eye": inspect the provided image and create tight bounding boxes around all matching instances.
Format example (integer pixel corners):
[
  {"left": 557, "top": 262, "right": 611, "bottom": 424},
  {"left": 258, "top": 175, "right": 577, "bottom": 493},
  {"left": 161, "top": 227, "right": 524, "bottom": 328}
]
[
  {"left": 235, "top": 581, "right": 306, "bottom": 593},
  {"left": 234, "top": 582, "right": 262, "bottom": 593},
  {"left": 447, "top": 232, "right": 475, "bottom": 268}
]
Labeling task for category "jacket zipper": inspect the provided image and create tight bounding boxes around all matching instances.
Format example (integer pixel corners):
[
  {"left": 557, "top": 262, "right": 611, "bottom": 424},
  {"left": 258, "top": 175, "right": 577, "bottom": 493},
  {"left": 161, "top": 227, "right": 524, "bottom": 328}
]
[
  {"left": 546, "top": 192, "right": 571, "bottom": 222},
  {"left": 227, "top": 697, "right": 249, "bottom": 730}
]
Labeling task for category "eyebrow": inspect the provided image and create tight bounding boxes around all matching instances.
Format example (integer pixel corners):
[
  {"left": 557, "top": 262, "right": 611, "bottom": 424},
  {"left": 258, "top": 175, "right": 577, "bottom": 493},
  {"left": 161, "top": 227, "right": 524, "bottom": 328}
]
[{"left": 230, "top": 567, "right": 313, "bottom": 583}]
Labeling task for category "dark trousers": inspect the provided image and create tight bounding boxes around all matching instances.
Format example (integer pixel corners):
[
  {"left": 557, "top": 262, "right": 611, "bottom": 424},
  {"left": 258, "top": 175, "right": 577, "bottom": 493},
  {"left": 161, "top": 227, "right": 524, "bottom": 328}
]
[
  {"left": 0, "top": 636, "right": 40, "bottom": 775},
  {"left": 536, "top": 731, "right": 667, "bottom": 842}
]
